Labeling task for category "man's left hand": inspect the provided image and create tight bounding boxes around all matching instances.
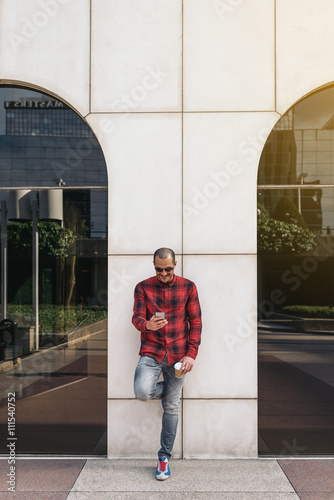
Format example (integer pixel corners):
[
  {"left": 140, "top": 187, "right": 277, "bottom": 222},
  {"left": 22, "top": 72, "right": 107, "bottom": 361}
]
[{"left": 180, "top": 356, "right": 195, "bottom": 374}]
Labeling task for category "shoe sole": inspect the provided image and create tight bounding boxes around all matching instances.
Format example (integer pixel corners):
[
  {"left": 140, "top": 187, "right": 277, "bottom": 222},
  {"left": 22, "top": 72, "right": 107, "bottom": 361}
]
[{"left": 156, "top": 474, "right": 170, "bottom": 480}]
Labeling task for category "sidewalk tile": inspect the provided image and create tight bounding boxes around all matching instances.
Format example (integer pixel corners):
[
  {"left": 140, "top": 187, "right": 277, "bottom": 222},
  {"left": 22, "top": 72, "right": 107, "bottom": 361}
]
[
  {"left": 279, "top": 459, "right": 334, "bottom": 496},
  {"left": 71, "top": 459, "right": 295, "bottom": 493},
  {"left": 0, "top": 459, "right": 85, "bottom": 493},
  {"left": 68, "top": 493, "right": 299, "bottom": 500}
]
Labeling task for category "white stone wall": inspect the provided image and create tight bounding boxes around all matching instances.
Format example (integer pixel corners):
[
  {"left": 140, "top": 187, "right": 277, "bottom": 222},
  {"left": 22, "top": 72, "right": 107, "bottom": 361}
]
[{"left": 0, "top": 0, "right": 334, "bottom": 458}]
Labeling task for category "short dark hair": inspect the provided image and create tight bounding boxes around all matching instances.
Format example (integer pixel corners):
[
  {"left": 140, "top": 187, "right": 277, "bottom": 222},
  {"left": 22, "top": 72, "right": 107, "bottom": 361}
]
[{"left": 153, "top": 248, "right": 175, "bottom": 263}]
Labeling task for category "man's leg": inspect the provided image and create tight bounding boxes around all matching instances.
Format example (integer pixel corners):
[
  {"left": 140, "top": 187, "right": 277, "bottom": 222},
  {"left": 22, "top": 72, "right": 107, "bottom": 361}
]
[
  {"left": 134, "top": 355, "right": 164, "bottom": 401},
  {"left": 158, "top": 360, "right": 185, "bottom": 460}
]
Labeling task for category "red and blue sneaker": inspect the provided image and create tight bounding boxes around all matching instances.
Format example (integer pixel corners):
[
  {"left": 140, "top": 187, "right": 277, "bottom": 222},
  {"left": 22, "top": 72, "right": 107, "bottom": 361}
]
[{"left": 156, "top": 456, "right": 170, "bottom": 480}]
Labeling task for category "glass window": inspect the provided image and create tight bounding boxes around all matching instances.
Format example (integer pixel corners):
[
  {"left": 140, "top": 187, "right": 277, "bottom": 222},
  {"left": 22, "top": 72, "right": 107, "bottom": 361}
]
[
  {"left": 0, "top": 86, "right": 107, "bottom": 455},
  {"left": 258, "top": 86, "right": 334, "bottom": 456}
]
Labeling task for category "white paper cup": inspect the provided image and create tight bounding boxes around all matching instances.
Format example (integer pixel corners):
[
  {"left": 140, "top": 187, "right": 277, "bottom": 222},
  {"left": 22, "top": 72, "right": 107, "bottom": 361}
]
[{"left": 174, "top": 361, "right": 183, "bottom": 378}]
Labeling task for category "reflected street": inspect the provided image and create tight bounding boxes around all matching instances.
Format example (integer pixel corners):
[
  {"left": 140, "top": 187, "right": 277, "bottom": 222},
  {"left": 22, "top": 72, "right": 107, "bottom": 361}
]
[{"left": 258, "top": 321, "right": 334, "bottom": 456}]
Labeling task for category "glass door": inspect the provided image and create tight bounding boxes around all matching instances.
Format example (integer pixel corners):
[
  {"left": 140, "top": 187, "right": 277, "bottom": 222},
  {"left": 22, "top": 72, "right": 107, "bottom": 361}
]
[
  {"left": 258, "top": 87, "right": 334, "bottom": 456},
  {"left": 0, "top": 87, "right": 108, "bottom": 454}
]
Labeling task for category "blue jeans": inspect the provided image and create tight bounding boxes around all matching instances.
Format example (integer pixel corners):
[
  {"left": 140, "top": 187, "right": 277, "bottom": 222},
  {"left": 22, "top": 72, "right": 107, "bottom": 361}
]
[{"left": 134, "top": 354, "right": 185, "bottom": 460}]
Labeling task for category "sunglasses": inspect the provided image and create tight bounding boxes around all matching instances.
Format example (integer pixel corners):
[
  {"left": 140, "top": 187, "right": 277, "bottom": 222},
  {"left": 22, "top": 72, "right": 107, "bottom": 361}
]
[{"left": 155, "top": 266, "right": 174, "bottom": 273}]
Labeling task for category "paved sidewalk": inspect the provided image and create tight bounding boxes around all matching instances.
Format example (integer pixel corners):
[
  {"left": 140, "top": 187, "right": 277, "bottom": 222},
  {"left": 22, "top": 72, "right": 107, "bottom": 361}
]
[{"left": 0, "top": 458, "right": 334, "bottom": 499}]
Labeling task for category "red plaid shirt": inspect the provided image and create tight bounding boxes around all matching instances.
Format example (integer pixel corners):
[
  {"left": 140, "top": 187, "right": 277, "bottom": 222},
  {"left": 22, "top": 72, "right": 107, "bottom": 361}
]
[{"left": 132, "top": 274, "right": 202, "bottom": 365}]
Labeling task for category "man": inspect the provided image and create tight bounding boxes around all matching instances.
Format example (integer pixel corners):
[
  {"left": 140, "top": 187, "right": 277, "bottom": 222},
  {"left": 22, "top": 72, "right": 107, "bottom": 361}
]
[{"left": 132, "top": 248, "right": 202, "bottom": 480}]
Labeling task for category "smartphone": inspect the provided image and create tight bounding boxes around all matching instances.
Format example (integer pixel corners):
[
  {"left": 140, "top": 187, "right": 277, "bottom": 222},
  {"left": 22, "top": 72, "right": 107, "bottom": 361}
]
[{"left": 155, "top": 312, "right": 165, "bottom": 319}]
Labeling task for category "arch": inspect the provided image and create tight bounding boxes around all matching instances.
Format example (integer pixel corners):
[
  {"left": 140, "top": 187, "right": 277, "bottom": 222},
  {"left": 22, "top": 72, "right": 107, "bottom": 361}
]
[
  {"left": 0, "top": 83, "right": 108, "bottom": 455},
  {"left": 257, "top": 82, "right": 334, "bottom": 456},
  {"left": 0, "top": 79, "right": 84, "bottom": 114},
  {"left": 0, "top": 79, "right": 109, "bottom": 174}
]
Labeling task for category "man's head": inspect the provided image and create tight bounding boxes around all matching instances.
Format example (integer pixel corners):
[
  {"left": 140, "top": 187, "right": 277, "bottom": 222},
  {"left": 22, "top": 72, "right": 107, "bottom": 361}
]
[{"left": 153, "top": 248, "right": 177, "bottom": 284}]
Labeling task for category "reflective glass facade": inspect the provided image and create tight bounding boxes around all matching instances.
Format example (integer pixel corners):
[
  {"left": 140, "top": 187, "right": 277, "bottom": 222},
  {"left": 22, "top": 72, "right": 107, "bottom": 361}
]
[
  {"left": 5, "top": 100, "right": 94, "bottom": 137},
  {"left": 258, "top": 88, "right": 334, "bottom": 456},
  {"left": 0, "top": 87, "right": 107, "bottom": 455}
]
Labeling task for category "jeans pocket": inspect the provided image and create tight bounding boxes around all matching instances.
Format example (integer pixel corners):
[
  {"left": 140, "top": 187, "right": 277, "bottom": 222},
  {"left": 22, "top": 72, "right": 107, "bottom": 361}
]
[{"left": 139, "top": 355, "right": 158, "bottom": 368}]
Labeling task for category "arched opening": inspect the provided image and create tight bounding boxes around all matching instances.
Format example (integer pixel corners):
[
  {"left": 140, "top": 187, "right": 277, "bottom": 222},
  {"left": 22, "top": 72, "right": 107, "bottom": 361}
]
[
  {"left": 0, "top": 86, "right": 108, "bottom": 455},
  {"left": 257, "top": 85, "right": 334, "bottom": 456}
]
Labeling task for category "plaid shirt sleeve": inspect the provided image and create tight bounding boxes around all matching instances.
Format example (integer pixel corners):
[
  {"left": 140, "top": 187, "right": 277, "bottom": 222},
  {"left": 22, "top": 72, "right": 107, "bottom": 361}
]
[
  {"left": 185, "top": 282, "right": 202, "bottom": 360},
  {"left": 132, "top": 282, "right": 149, "bottom": 333}
]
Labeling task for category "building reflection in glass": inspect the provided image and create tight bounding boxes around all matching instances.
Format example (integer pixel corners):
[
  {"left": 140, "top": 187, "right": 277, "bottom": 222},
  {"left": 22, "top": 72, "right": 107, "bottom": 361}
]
[
  {"left": 0, "top": 87, "right": 107, "bottom": 455},
  {"left": 258, "top": 89, "right": 334, "bottom": 457}
]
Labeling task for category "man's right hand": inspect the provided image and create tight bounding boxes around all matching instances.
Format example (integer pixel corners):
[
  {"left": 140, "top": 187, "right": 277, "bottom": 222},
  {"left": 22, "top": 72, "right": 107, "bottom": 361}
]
[{"left": 146, "top": 316, "right": 168, "bottom": 331}]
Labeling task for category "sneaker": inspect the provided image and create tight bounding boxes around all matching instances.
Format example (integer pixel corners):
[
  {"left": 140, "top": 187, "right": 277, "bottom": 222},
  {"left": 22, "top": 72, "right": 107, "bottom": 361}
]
[{"left": 156, "top": 456, "right": 170, "bottom": 480}]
